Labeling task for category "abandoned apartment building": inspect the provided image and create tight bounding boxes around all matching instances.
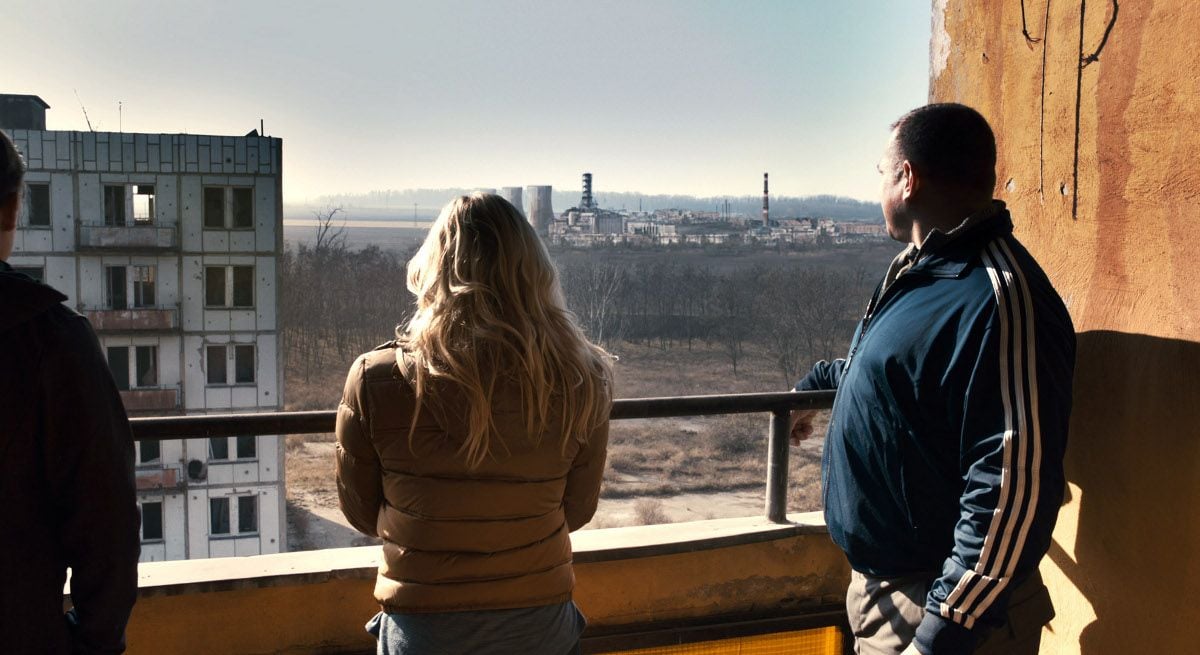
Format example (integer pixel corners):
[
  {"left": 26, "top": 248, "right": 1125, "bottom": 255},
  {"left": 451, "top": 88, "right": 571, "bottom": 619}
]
[{"left": 1, "top": 93, "right": 286, "bottom": 562}]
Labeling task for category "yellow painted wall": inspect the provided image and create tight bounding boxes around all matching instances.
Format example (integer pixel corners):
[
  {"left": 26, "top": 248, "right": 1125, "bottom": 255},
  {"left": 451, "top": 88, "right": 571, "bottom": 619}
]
[
  {"left": 931, "top": 1, "right": 1200, "bottom": 652},
  {"left": 124, "top": 530, "right": 849, "bottom": 654}
]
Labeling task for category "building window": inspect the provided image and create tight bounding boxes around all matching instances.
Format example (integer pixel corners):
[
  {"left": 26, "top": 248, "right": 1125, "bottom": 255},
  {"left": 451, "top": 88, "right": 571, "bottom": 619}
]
[
  {"left": 132, "top": 185, "right": 155, "bottom": 224},
  {"left": 26, "top": 183, "right": 50, "bottom": 227},
  {"left": 206, "top": 345, "right": 227, "bottom": 385},
  {"left": 210, "top": 495, "right": 257, "bottom": 537},
  {"left": 107, "top": 346, "right": 130, "bottom": 391},
  {"left": 210, "top": 497, "right": 231, "bottom": 535},
  {"left": 132, "top": 265, "right": 156, "bottom": 308},
  {"left": 134, "top": 345, "right": 158, "bottom": 388},
  {"left": 139, "top": 440, "right": 160, "bottom": 464},
  {"left": 238, "top": 496, "right": 258, "bottom": 534},
  {"left": 206, "top": 343, "right": 255, "bottom": 386},
  {"left": 141, "top": 501, "right": 164, "bottom": 542},
  {"left": 203, "top": 186, "right": 254, "bottom": 229},
  {"left": 103, "top": 185, "right": 126, "bottom": 226},
  {"left": 204, "top": 267, "right": 225, "bottom": 307},
  {"left": 209, "top": 437, "right": 229, "bottom": 461},
  {"left": 13, "top": 266, "right": 44, "bottom": 283},
  {"left": 204, "top": 265, "right": 255, "bottom": 308},
  {"left": 234, "top": 345, "right": 255, "bottom": 383},
  {"left": 105, "top": 266, "right": 127, "bottom": 309},
  {"left": 236, "top": 435, "right": 256, "bottom": 459}
]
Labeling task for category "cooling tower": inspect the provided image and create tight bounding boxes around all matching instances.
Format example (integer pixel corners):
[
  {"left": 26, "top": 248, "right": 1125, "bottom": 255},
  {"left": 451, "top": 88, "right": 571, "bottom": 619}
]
[
  {"left": 526, "top": 185, "right": 554, "bottom": 236},
  {"left": 499, "top": 186, "right": 524, "bottom": 217}
]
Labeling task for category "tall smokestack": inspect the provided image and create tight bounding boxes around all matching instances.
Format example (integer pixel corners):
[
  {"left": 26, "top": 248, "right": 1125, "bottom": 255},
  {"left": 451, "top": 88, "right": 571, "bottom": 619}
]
[
  {"left": 581, "top": 172, "right": 594, "bottom": 210},
  {"left": 762, "top": 173, "right": 770, "bottom": 228}
]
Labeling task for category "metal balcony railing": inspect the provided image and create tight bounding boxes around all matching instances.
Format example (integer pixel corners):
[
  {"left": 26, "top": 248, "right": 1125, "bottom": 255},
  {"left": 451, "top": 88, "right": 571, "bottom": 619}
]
[{"left": 130, "top": 390, "right": 836, "bottom": 522}]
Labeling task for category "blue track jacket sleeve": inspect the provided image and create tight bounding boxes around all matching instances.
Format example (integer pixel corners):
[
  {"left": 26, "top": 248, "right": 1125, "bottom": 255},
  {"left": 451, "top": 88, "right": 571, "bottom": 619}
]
[
  {"left": 793, "top": 358, "right": 846, "bottom": 391},
  {"left": 914, "top": 257, "right": 1074, "bottom": 654}
]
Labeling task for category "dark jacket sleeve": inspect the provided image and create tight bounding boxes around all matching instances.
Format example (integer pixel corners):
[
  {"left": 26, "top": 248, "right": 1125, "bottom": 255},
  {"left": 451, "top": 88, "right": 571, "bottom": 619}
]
[
  {"left": 794, "top": 358, "right": 847, "bottom": 392},
  {"left": 563, "top": 400, "right": 610, "bottom": 532},
  {"left": 335, "top": 355, "right": 385, "bottom": 537},
  {"left": 43, "top": 316, "right": 139, "bottom": 654},
  {"left": 914, "top": 309, "right": 1075, "bottom": 654}
]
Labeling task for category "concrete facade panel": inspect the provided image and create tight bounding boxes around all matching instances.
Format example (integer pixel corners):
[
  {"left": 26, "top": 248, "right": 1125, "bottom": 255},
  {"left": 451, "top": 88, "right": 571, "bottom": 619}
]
[
  {"left": 202, "top": 231, "right": 229, "bottom": 252},
  {"left": 45, "top": 257, "right": 76, "bottom": 304},
  {"left": 179, "top": 176, "right": 202, "bottom": 251}
]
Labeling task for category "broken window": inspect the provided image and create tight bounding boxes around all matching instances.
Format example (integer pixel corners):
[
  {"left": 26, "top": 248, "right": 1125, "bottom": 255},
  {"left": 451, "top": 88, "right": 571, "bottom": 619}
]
[
  {"left": 26, "top": 183, "right": 50, "bottom": 226},
  {"left": 139, "top": 440, "right": 160, "bottom": 464},
  {"left": 203, "top": 187, "right": 225, "bottom": 228},
  {"left": 103, "top": 185, "right": 126, "bottom": 226},
  {"left": 238, "top": 495, "right": 258, "bottom": 534},
  {"left": 132, "top": 265, "right": 156, "bottom": 307},
  {"left": 133, "top": 185, "right": 155, "bottom": 224},
  {"left": 232, "top": 187, "right": 254, "bottom": 228},
  {"left": 232, "top": 266, "right": 254, "bottom": 307},
  {"left": 107, "top": 346, "right": 130, "bottom": 391},
  {"left": 205, "top": 265, "right": 254, "bottom": 308},
  {"left": 203, "top": 186, "right": 255, "bottom": 229},
  {"left": 204, "top": 266, "right": 226, "bottom": 307},
  {"left": 14, "top": 266, "right": 44, "bottom": 283},
  {"left": 236, "top": 435, "right": 256, "bottom": 459},
  {"left": 209, "top": 497, "right": 230, "bottom": 535},
  {"left": 135, "top": 345, "right": 158, "bottom": 388},
  {"left": 234, "top": 345, "right": 255, "bottom": 383},
  {"left": 106, "top": 265, "right": 127, "bottom": 309},
  {"left": 206, "top": 345, "right": 227, "bottom": 385},
  {"left": 209, "top": 437, "right": 230, "bottom": 460},
  {"left": 141, "top": 501, "right": 163, "bottom": 541}
]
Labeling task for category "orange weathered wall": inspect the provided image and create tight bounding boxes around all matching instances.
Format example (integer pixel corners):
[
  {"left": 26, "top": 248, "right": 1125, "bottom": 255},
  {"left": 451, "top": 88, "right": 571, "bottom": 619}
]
[{"left": 931, "top": 1, "right": 1200, "bottom": 653}]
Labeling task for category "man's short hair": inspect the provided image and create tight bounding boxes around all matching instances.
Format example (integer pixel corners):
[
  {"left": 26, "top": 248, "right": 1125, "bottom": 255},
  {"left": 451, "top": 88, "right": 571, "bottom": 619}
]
[
  {"left": 0, "top": 130, "right": 25, "bottom": 201},
  {"left": 891, "top": 103, "right": 997, "bottom": 199}
]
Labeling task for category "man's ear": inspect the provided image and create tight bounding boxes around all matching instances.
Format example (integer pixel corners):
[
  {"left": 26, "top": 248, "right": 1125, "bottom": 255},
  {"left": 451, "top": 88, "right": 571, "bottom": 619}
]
[
  {"left": 0, "top": 192, "right": 19, "bottom": 232},
  {"left": 901, "top": 160, "right": 920, "bottom": 200}
]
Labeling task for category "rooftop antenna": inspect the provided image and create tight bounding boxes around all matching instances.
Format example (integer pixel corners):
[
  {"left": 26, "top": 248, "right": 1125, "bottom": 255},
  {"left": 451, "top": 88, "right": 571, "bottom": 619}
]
[
  {"left": 73, "top": 89, "right": 95, "bottom": 132},
  {"left": 118, "top": 100, "right": 123, "bottom": 132}
]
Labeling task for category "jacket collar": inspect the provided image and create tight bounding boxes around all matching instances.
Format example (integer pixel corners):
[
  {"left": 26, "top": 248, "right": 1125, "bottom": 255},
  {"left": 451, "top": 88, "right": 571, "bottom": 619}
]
[{"left": 907, "top": 200, "right": 1013, "bottom": 279}]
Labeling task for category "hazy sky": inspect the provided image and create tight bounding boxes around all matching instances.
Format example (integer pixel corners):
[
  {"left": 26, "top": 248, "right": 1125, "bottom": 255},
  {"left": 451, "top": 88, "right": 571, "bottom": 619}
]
[{"left": 8, "top": 1, "right": 930, "bottom": 203}]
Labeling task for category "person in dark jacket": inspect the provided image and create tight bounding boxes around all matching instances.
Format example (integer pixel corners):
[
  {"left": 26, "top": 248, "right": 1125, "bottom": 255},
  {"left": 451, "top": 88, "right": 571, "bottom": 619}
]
[
  {"left": 0, "top": 129, "right": 140, "bottom": 653},
  {"left": 791, "top": 104, "right": 1075, "bottom": 655}
]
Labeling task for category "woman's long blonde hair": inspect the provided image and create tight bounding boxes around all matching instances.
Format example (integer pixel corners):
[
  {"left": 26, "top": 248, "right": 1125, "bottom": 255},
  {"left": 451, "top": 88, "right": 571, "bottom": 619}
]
[{"left": 398, "top": 193, "right": 612, "bottom": 467}]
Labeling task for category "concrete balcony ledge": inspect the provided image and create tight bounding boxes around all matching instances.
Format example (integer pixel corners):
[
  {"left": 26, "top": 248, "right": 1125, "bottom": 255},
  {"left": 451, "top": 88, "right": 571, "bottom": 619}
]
[
  {"left": 120, "top": 387, "right": 181, "bottom": 413},
  {"left": 116, "top": 513, "right": 849, "bottom": 654},
  {"left": 78, "top": 223, "right": 177, "bottom": 250},
  {"left": 84, "top": 307, "right": 179, "bottom": 331}
]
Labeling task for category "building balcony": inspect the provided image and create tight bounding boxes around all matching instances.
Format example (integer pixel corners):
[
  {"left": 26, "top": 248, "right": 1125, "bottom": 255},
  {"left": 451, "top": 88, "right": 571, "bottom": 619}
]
[
  {"left": 118, "top": 515, "right": 848, "bottom": 654},
  {"left": 120, "top": 386, "right": 181, "bottom": 413},
  {"left": 77, "top": 222, "right": 177, "bottom": 250},
  {"left": 84, "top": 306, "right": 179, "bottom": 331},
  {"left": 115, "top": 391, "right": 846, "bottom": 653}
]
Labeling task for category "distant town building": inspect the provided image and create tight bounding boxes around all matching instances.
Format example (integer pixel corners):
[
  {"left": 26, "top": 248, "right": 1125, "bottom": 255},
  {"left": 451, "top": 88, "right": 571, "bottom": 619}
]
[{"left": 2, "top": 93, "right": 286, "bottom": 562}]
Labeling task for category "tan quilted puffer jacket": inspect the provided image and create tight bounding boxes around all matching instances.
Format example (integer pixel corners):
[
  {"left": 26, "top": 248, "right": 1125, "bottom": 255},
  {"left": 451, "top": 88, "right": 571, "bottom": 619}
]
[{"left": 335, "top": 343, "right": 610, "bottom": 613}]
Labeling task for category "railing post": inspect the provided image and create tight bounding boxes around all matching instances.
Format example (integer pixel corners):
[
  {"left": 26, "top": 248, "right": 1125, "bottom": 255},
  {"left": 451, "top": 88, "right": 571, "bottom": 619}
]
[{"left": 765, "top": 408, "right": 790, "bottom": 523}]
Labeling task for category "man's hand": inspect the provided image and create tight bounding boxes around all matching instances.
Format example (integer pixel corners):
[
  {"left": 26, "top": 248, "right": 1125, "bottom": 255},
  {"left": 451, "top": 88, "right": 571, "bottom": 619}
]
[{"left": 789, "top": 409, "right": 818, "bottom": 445}]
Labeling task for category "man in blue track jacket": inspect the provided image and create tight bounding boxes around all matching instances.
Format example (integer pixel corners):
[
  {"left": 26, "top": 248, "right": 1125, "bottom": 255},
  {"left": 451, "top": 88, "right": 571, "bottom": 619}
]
[{"left": 792, "top": 104, "right": 1075, "bottom": 655}]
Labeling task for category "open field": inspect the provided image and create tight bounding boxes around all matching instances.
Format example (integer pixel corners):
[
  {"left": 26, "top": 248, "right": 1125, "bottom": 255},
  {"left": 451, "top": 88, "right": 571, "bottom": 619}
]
[
  {"left": 281, "top": 242, "right": 895, "bottom": 549},
  {"left": 283, "top": 340, "right": 833, "bottom": 549}
]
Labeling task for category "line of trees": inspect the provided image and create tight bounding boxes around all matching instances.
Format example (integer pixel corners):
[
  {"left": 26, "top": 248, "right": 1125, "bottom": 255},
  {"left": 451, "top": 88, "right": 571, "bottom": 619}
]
[{"left": 281, "top": 213, "right": 868, "bottom": 386}]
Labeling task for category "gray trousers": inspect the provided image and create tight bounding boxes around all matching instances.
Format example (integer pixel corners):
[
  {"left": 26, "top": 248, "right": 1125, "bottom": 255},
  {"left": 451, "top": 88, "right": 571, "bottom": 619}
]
[{"left": 845, "top": 569, "right": 1053, "bottom": 655}]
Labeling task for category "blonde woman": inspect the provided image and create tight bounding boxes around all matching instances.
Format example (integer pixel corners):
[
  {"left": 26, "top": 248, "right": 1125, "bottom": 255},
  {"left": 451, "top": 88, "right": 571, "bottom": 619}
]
[{"left": 336, "top": 193, "right": 612, "bottom": 655}]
